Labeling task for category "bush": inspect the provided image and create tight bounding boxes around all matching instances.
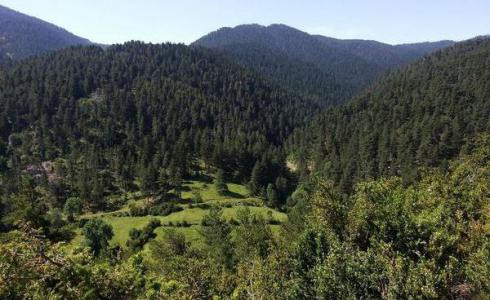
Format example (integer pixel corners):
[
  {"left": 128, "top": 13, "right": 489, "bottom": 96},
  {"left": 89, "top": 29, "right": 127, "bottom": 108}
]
[
  {"left": 82, "top": 219, "right": 114, "bottom": 256},
  {"left": 126, "top": 219, "right": 161, "bottom": 252},
  {"left": 131, "top": 203, "right": 183, "bottom": 217},
  {"left": 191, "top": 190, "right": 203, "bottom": 203},
  {"left": 64, "top": 197, "right": 83, "bottom": 222},
  {"left": 78, "top": 218, "right": 88, "bottom": 228}
]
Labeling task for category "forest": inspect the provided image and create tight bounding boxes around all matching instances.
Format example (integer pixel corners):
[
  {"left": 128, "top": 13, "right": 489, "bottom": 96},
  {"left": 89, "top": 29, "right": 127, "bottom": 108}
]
[
  {"left": 0, "top": 10, "right": 489, "bottom": 299},
  {"left": 287, "top": 37, "right": 490, "bottom": 192},
  {"left": 194, "top": 24, "right": 454, "bottom": 105}
]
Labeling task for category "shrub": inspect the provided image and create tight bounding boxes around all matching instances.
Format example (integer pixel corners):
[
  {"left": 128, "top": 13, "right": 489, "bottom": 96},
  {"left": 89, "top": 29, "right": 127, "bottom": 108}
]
[
  {"left": 78, "top": 218, "right": 88, "bottom": 228},
  {"left": 64, "top": 197, "right": 83, "bottom": 222},
  {"left": 191, "top": 190, "right": 203, "bottom": 203},
  {"left": 126, "top": 219, "right": 161, "bottom": 252},
  {"left": 82, "top": 219, "right": 114, "bottom": 256}
]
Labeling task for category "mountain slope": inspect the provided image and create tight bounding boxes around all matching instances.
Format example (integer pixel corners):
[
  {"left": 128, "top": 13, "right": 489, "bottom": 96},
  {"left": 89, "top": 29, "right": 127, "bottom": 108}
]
[
  {"left": 194, "top": 24, "right": 454, "bottom": 105},
  {"left": 314, "top": 35, "right": 454, "bottom": 69},
  {"left": 0, "top": 42, "right": 316, "bottom": 207},
  {"left": 0, "top": 5, "right": 91, "bottom": 61},
  {"left": 287, "top": 37, "right": 490, "bottom": 190}
]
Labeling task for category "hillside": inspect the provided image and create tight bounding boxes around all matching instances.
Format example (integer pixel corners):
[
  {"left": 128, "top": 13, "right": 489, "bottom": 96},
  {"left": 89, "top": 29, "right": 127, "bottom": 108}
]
[
  {"left": 0, "top": 42, "right": 316, "bottom": 213},
  {"left": 0, "top": 5, "right": 90, "bottom": 61},
  {"left": 194, "top": 24, "right": 453, "bottom": 105},
  {"left": 0, "top": 7, "right": 488, "bottom": 299},
  {"left": 314, "top": 35, "right": 454, "bottom": 69},
  {"left": 287, "top": 37, "right": 490, "bottom": 190}
]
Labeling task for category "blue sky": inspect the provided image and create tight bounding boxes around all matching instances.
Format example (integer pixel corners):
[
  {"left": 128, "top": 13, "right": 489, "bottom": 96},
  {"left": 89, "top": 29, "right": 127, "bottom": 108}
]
[{"left": 1, "top": 0, "right": 489, "bottom": 45}]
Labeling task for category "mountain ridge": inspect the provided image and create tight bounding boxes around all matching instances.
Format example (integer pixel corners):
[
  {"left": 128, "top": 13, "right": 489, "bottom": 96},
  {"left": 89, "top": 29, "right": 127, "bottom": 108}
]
[
  {"left": 0, "top": 4, "right": 91, "bottom": 61},
  {"left": 193, "top": 23, "right": 455, "bottom": 105},
  {"left": 287, "top": 36, "right": 490, "bottom": 190}
]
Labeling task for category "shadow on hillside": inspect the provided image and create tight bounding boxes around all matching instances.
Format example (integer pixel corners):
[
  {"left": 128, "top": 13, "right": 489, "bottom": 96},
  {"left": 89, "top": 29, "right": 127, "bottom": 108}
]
[
  {"left": 186, "top": 173, "right": 214, "bottom": 183},
  {"left": 222, "top": 189, "right": 245, "bottom": 199}
]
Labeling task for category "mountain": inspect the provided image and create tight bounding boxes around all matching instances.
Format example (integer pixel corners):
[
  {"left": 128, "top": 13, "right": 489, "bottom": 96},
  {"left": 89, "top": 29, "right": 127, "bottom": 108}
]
[
  {"left": 314, "top": 35, "right": 454, "bottom": 69},
  {"left": 0, "top": 5, "right": 91, "bottom": 61},
  {"left": 287, "top": 37, "right": 490, "bottom": 191},
  {"left": 194, "top": 24, "right": 454, "bottom": 105},
  {"left": 0, "top": 42, "right": 316, "bottom": 208},
  {"left": 0, "top": 13, "right": 488, "bottom": 300}
]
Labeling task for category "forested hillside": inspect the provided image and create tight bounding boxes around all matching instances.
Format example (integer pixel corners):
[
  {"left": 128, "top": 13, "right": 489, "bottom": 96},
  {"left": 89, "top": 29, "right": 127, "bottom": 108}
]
[
  {"left": 1, "top": 132, "right": 488, "bottom": 299},
  {"left": 0, "top": 5, "right": 90, "bottom": 61},
  {"left": 0, "top": 42, "right": 316, "bottom": 212},
  {"left": 315, "top": 35, "right": 454, "bottom": 69},
  {"left": 194, "top": 24, "right": 453, "bottom": 105},
  {"left": 287, "top": 37, "right": 490, "bottom": 191},
  {"left": 0, "top": 8, "right": 488, "bottom": 298}
]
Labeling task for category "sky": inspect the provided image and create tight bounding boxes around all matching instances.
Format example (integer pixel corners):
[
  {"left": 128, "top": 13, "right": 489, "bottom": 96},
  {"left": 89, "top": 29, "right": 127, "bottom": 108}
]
[{"left": 1, "top": 0, "right": 489, "bottom": 45}]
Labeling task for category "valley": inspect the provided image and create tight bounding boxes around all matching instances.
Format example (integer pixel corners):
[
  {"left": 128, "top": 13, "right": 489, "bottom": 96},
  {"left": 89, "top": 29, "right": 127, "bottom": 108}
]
[
  {"left": 0, "top": 3, "right": 488, "bottom": 299},
  {"left": 67, "top": 173, "right": 286, "bottom": 251}
]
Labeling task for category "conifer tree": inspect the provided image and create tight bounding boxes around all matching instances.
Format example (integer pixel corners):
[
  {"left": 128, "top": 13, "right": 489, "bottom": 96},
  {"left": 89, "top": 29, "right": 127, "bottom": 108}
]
[{"left": 214, "top": 169, "right": 228, "bottom": 195}]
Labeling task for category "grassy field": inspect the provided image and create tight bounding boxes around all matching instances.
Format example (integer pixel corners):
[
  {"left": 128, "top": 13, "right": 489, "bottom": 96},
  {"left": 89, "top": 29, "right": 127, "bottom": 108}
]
[
  {"left": 180, "top": 177, "right": 250, "bottom": 201},
  {"left": 68, "top": 177, "right": 287, "bottom": 250}
]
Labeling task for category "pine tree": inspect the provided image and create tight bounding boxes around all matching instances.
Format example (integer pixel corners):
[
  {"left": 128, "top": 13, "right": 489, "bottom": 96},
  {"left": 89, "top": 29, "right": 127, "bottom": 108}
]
[
  {"left": 248, "top": 161, "right": 264, "bottom": 196},
  {"left": 214, "top": 169, "right": 228, "bottom": 195},
  {"left": 266, "top": 183, "right": 279, "bottom": 208}
]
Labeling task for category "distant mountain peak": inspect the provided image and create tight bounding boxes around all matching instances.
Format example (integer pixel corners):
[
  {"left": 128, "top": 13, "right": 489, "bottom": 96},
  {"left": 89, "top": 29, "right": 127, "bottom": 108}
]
[
  {"left": 194, "top": 23, "right": 455, "bottom": 106},
  {"left": 0, "top": 4, "right": 91, "bottom": 60}
]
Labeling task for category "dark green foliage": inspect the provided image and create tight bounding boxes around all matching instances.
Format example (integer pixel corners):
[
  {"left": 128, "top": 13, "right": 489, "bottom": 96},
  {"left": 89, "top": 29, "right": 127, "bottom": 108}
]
[
  {"left": 191, "top": 190, "right": 203, "bottom": 203},
  {"left": 126, "top": 219, "right": 161, "bottom": 252},
  {"left": 200, "top": 207, "right": 234, "bottom": 268},
  {"left": 0, "top": 175, "right": 72, "bottom": 241},
  {"left": 289, "top": 37, "right": 490, "bottom": 192},
  {"left": 149, "top": 203, "right": 184, "bottom": 216},
  {"left": 0, "top": 16, "right": 488, "bottom": 299},
  {"left": 175, "top": 220, "right": 191, "bottom": 228},
  {"left": 1, "top": 175, "right": 49, "bottom": 231},
  {"left": 140, "top": 163, "right": 159, "bottom": 196},
  {"left": 129, "top": 202, "right": 183, "bottom": 217},
  {"left": 63, "top": 197, "right": 83, "bottom": 222},
  {"left": 214, "top": 169, "right": 228, "bottom": 195},
  {"left": 248, "top": 160, "right": 266, "bottom": 196},
  {"left": 0, "top": 42, "right": 311, "bottom": 210},
  {"left": 153, "top": 228, "right": 190, "bottom": 256},
  {"left": 297, "top": 135, "right": 490, "bottom": 299},
  {"left": 266, "top": 183, "right": 279, "bottom": 207},
  {"left": 194, "top": 24, "right": 453, "bottom": 105},
  {"left": 81, "top": 219, "right": 114, "bottom": 256},
  {"left": 234, "top": 207, "right": 273, "bottom": 260}
]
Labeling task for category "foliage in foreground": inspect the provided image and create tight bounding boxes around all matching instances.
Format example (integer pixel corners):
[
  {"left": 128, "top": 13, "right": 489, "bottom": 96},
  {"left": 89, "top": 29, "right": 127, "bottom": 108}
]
[
  {"left": 1, "top": 136, "right": 488, "bottom": 299},
  {"left": 298, "top": 135, "right": 490, "bottom": 298}
]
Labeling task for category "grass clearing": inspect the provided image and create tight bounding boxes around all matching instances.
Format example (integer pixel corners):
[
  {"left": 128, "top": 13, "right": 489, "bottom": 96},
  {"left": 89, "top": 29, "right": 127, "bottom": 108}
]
[{"left": 67, "top": 178, "right": 287, "bottom": 250}]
